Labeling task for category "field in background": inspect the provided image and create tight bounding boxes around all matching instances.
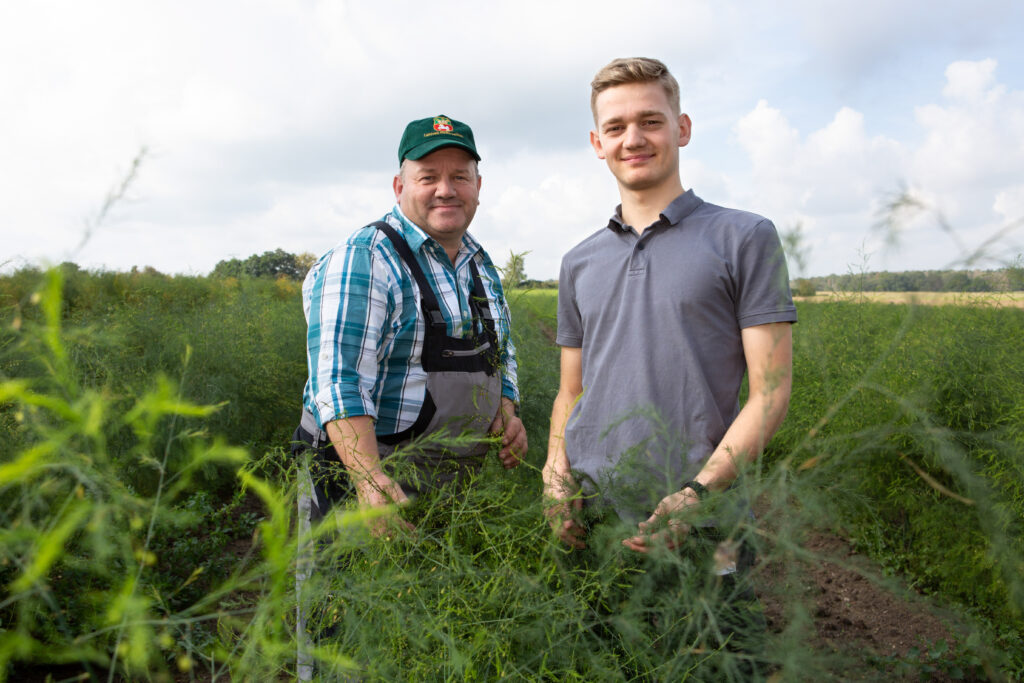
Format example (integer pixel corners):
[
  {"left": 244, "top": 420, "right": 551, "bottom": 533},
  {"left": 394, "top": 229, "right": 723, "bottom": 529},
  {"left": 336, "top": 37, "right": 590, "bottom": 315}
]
[
  {"left": 794, "top": 290, "right": 1024, "bottom": 307},
  {"left": 2, "top": 269, "right": 1023, "bottom": 680}
]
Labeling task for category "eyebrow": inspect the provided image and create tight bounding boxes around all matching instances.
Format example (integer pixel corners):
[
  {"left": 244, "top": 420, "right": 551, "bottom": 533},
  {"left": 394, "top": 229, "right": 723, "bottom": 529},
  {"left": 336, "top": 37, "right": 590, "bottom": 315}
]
[
  {"left": 601, "top": 110, "right": 668, "bottom": 126},
  {"left": 413, "top": 164, "right": 473, "bottom": 174}
]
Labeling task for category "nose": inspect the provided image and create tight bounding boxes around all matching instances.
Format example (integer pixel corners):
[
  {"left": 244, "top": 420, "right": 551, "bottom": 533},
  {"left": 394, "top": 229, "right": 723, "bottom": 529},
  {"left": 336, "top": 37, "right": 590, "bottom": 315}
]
[
  {"left": 623, "top": 123, "right": 645, "bottom": 148},
  {"left": 435, "top": 176, "right": 456, "bottom": 197}
]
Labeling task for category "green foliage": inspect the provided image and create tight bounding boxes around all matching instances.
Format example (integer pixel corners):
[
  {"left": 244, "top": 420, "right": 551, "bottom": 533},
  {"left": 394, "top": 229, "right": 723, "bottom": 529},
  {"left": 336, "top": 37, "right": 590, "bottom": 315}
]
[
  {"left": 771, "top": 300, "right": 1024, "bottom": 667},
  {"left": 2, "top": 266, "right": 1023, "bottom": 679},
  {"left": 497, "top": 250, "right": 529, "bottom": 291},
  {"left": 0, "top": 268, "right": 295, "bottom": 680},
  {"left": 799, "top": 266, "right": 1019, "bottom": 292},
  {"left": 210, "top": 248, "right": 316, "bottom": 281},
  {"left": 793, "top": 279, "right": 816, "bottom": 297}
]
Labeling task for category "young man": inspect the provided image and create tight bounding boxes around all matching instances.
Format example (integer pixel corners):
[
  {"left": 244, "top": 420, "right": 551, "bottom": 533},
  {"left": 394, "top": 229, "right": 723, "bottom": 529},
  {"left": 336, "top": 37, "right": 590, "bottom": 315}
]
[
  {"left": 294, "top": 114, "right": 526, "bottom": 679},
  {"left": 543, "top": 59, "right": 796, "bottom": 663}
]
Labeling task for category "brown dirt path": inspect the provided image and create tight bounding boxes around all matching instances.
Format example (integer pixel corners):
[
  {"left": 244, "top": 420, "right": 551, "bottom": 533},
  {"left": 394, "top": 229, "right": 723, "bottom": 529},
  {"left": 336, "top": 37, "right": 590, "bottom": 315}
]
[{"left": 757, "top": 530, "right": 980, "bottom": 681}]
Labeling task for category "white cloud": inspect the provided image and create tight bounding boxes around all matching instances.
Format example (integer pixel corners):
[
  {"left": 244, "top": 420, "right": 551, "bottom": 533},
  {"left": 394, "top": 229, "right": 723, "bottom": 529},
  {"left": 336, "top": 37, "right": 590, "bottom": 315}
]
[
  {"left": 722, "top": 57, "right": 1024, "bottom": 275},
  {"left": 2, "top": 2, "right": 1023, "bottom": 280}
]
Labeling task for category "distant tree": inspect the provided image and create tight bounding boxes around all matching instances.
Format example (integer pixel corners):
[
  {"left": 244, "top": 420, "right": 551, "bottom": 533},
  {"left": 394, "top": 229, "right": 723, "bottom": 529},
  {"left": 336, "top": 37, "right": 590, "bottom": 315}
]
[
  {"left": 1008, "top": 254, "right": 1024, "bottom": 291},
  {"left": 210, "top": 257, "right": 245, "bottom": 279},
  {"left": 295, "top": 252, "right": 318, "bottom": 277},
  {"left": 499, "top": 251, "right": 528, "bottom": 290},
  {"left": 920, "top": 271, "right": 944, "bottom": 291},
  {"left": 793, "top": 279, "right": 816, "bottom": 297},
  {"left": 943, "top": 271, "right": 971, "bottom": 292},
  {"left": 965, "top": 277, "right": 992, "bottom": 292},
  {"left": 210, "top": 249, "right": 307, "bottom": 280},
  {"left": 247, "top": 249, "right": 304, "bottom": 279},
  {"left": 880, "top": 272, "right": 914, "bottom": 291}
]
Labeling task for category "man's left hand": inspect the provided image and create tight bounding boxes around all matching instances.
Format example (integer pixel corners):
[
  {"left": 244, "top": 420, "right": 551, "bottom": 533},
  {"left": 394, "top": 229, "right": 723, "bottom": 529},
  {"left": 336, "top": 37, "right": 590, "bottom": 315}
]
[
  {"left": 622, "top": 486, "right": 701, "bottom": 553},
  {"left": 489, "top": 399, "right": 527, "bottom": 468}
]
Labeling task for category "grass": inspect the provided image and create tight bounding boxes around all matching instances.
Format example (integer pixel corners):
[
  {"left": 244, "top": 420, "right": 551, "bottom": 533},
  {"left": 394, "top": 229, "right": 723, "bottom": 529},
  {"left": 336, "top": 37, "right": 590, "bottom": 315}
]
[{"left": 1, "top": 270, "right": 1022, "bottom": 680}]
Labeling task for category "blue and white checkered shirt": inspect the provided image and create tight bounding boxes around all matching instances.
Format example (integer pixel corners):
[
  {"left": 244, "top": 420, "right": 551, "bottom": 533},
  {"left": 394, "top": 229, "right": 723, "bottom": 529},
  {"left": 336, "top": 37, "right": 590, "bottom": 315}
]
[{"left": 301, "top": 205, "right": 520, "bottom": 434}]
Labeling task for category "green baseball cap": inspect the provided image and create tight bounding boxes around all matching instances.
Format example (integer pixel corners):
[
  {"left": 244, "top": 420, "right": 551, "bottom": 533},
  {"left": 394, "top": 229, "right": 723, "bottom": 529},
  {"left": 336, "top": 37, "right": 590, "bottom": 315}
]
[{"left": 398, "top": 115, "right": 481, "bottom": 163}]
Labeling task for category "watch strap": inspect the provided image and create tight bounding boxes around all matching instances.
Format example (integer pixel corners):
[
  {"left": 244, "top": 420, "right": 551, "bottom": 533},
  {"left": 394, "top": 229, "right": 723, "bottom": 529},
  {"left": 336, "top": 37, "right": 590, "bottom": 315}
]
[{"left": 682, "top": 480, "right": 709, "bottom": 500}]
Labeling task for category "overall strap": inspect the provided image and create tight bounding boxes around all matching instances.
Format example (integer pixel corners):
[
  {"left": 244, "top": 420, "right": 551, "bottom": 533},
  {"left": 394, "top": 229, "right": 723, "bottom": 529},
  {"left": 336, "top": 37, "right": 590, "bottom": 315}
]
[
  {"left": 373, "top": 220, "right": 498, "bottom": 347},
  {"left": 468, "top": 259, "right": 498, "bottom": 353},
  {"left": 371, "top": 221, "right": 446, "bottom": 329}
]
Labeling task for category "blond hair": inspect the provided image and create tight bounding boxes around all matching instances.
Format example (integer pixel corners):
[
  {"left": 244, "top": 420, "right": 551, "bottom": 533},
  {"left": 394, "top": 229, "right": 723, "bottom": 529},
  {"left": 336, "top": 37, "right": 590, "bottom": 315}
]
[{"left": 590, "top": 57, "right": 680, "bottom": 121}]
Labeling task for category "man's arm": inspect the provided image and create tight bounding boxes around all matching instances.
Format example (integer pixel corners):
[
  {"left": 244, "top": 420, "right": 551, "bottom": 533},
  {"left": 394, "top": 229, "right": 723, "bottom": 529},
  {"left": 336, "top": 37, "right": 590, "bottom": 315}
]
[
  {"left": 324, "top": 416, "right": 414, "bottom": 535},
  {"left": 623, "top": 322, "right": 793, "bottom": 552},
  {"left": 543, "top": 346, "right": 587, "bottom": 549},
  {"left": 488, "top": 397, "right": 527, "bottom": 468}
]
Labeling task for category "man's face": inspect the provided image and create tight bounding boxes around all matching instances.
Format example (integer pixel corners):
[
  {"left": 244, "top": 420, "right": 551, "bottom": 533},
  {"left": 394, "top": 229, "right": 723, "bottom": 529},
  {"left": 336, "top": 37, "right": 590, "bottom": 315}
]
[
  {"left": 590, "top": 81, "right": 691, "bottom": 193},
  {"left": 393, "top": 146, "right": 481, "bottom": 250}
]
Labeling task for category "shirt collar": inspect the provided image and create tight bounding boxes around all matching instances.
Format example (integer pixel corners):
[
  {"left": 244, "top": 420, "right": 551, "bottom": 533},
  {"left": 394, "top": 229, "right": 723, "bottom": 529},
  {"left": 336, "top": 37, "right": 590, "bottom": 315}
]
[
  {"left": 390, "top": 205, "right": 482, "bottom": 261},
  {"left": 606, "top": 189, "right": 703, "bottom": 233}
]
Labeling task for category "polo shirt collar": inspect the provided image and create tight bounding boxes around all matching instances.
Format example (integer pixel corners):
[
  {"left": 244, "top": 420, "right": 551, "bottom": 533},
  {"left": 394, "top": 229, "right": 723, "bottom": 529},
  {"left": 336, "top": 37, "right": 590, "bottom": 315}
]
[
  {"left": 606, "top": 189, "right": 704, "bottom": 233},
  {"left": 389, "top": 205, "right": 483, "bottom": 260}
]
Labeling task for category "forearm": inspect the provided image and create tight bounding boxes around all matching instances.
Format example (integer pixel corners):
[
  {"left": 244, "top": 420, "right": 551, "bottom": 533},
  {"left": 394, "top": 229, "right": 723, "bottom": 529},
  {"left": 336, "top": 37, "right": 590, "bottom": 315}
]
[
  {"left": 543, "top": 389, "right": 577, "bottom": 494},
  {"left": 324, "top": 416, "right": 391, "bottom": 497},
  {"left": 694, "top": 384, "right": 790, "bottom": 492}
]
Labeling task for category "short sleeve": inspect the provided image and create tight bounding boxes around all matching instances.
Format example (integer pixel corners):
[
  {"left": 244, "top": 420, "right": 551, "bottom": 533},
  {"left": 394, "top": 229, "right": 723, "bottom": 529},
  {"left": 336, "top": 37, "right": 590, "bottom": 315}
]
[
  {"left": 734, "top": 219, "right": 798, "bottom": 328},
  {"left": 555, "top": 255, "right": 584, "bottom": 347}
]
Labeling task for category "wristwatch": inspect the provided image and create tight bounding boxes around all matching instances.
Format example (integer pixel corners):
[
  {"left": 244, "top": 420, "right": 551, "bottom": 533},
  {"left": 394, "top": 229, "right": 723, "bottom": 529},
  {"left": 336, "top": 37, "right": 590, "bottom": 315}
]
[{"left": 682, "top": 480, "right": 709, "bottom": 500}]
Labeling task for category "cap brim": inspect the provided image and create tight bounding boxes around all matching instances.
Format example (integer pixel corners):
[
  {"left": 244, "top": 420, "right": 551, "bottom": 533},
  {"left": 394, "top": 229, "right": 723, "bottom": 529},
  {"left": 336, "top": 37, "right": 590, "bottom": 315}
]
[{"left": 404, "top": 138, "right": 481, "bottom": 162}]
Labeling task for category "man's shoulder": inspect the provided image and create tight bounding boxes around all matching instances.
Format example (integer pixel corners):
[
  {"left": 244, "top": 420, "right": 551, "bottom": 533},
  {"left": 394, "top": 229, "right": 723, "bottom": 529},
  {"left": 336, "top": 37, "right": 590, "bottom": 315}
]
[
  {"left": 690, "top": 200, "right": 774, "bottom": 235},
  {"left": 345, "top": 220, "right": 394, "bottom": 250},
  {"left": 303, "top": 217, "right": 402, "bottom": 285},
  {"left": 562, "top": 225, "right": 617, "bottom": 266}
]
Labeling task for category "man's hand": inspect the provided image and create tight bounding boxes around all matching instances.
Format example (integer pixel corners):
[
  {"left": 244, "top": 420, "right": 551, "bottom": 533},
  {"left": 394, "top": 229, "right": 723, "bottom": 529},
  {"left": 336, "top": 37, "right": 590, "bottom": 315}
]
[
  {"left": 543, "top": 472, "right": 587, "bottom": 549},
  {"left": 489, "top": 398, "right": 527, "bottom": 468},
  {"left": 352, "top": 469, "right": 416, "bottom": 538},
  {"left": 622, "top": 486, "right": 701, "bottom": 554}
]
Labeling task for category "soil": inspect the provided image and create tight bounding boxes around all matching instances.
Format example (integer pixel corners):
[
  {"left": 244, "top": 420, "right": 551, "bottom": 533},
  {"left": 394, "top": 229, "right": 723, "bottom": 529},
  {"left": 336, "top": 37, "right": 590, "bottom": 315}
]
[{"left": 756, "top": 529, "right": 977, "bottom": 681}]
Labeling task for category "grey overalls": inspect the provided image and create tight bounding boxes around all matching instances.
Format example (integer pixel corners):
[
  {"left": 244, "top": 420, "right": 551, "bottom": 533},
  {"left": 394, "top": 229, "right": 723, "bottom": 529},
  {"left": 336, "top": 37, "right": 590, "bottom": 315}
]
[{"left": 295, "top": 222, "right": 502, "bottom": 679}]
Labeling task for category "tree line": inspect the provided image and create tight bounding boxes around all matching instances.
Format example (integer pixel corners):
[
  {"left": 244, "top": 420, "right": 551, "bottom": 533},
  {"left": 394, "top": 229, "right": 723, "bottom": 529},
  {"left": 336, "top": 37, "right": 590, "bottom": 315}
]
[
  {"left": 793, "top": 260, "right": 1024, "bottom": 296},
  {"left": 12, "top": 251, "right": 1023, "bottom": 293}
]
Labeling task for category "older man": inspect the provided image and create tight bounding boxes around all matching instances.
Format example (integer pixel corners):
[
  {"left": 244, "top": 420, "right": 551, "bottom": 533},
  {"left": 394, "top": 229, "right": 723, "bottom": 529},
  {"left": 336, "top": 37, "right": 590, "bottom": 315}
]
[{"left": 294, "top": 114, "right": 526, "bottom": 679}]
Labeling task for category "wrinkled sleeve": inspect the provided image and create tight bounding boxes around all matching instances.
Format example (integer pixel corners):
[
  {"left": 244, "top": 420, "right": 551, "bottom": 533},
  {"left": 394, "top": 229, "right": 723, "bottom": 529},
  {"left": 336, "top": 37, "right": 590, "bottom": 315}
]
[
  {"left": 305, "top": 243, "right": 392, "bottom": 428},
  {"left": 555, "top": 255, "right": 583, "bottom": 347},
  {"left": 497, "top": 293, "right": 521, "bottom": 404},
  {"left": 734, "top": 219, "right": 798, "bottom": 328}
]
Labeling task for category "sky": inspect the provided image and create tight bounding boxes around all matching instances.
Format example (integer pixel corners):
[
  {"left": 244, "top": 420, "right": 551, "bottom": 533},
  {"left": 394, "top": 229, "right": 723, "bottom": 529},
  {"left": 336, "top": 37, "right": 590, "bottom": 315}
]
[{"left": 3, "top": 0, "right": 1024, "bottom": 281}]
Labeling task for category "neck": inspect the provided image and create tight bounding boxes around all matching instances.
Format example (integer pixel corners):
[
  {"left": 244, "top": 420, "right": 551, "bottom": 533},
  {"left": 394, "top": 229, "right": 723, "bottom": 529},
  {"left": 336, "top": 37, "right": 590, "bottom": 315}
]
[{"left": 619, "top": 179, "right": 685, "bottom": 234}]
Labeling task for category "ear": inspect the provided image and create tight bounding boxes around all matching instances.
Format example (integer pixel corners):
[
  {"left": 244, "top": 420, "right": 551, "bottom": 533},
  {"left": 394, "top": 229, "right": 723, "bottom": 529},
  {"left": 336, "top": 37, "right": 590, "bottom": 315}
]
[
  {"left": 393, "top": 173, "right": 404, "bottom": 202},
  {"left": 678, "top": 113, "right": 692, "bottom": 148},
  {"left": 589, "top": 129, "right": 606, "bottom": 160}
]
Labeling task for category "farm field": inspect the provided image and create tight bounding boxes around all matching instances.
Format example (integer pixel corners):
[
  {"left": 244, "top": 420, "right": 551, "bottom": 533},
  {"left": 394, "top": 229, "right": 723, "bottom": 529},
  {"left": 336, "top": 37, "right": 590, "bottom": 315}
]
[
  {"left": 1, "top": 269, "right": 1023, "bottom": 681},
  {"left": 793, "top": 290, "right": 1024, "bottom": 307}
]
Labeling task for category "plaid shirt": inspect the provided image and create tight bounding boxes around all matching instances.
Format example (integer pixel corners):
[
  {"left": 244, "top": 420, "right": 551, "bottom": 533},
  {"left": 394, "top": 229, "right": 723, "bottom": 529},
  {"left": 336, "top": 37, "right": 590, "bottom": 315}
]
[{"left": 301, "top": 205, "right": 519, "bottom": 434}]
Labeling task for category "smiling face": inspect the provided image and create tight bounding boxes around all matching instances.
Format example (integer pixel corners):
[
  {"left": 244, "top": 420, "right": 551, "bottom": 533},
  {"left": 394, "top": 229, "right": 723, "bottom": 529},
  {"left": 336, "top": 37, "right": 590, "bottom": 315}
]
[
  {"left": 393, "top": 146, "right": 481, "bottom": 256},
  {"left": 590, "top": 81, "right": 691, "bottom": 196}
]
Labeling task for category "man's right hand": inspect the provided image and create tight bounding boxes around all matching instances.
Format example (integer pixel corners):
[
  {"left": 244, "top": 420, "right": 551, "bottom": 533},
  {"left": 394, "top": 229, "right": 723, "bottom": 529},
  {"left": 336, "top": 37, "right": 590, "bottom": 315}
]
[
  {"left": 326, "top": 416, "right": 416, "bottom": 538},
  {"left": 353, "top": 470, "right": 416, "bottom": 538},
  {"left": 543, "top": 475, "right": 586, "bottom": 549}
]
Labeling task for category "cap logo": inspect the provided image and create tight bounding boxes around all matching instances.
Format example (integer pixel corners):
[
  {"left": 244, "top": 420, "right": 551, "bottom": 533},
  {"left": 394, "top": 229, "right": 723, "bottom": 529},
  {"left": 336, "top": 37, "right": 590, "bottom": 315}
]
[{"left": 433, "top": 116, "right": 454, "bottom": 133}]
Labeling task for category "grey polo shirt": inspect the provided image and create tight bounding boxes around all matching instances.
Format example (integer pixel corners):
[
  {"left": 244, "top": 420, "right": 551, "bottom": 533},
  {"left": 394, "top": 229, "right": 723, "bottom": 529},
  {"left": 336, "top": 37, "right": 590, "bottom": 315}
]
[{"left": 556, "top": 190, "right": 797, "bottom": 520}]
